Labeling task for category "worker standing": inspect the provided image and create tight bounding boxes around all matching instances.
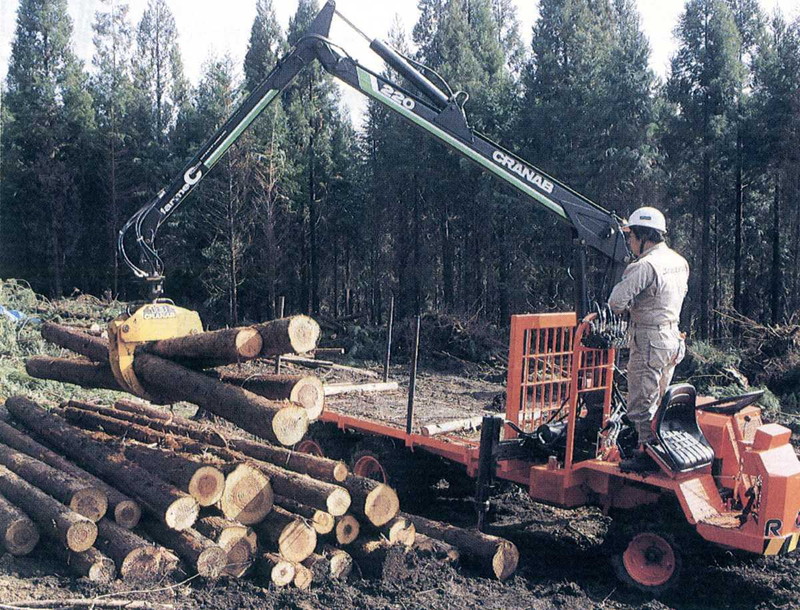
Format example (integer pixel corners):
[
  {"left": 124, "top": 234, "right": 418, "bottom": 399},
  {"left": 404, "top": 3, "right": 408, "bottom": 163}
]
[{"left": 608, "top": 207, "right": 689, "bottom": 472}]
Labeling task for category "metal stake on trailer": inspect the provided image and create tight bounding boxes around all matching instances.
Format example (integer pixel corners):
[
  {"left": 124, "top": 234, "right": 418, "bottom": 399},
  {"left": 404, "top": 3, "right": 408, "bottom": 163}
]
[{"left": 405, "top": 315, "right": 421, "bottom": 435}]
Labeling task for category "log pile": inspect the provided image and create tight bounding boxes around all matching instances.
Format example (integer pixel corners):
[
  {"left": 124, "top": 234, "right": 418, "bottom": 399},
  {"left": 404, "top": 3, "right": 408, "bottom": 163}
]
[{"left": 0, "top": 317, "right": 520, "bottom": 588}]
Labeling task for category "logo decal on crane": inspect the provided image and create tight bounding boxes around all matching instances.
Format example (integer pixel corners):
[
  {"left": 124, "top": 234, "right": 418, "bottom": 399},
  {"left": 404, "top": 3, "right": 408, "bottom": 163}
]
[{"left": 492, "top": 151, "right": 555, "bottom": 194}]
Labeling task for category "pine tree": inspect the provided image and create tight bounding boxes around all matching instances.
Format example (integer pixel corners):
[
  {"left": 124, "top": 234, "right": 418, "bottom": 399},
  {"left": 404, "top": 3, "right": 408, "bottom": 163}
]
[
  {"left": 0, "top": 0, "right": 94, "bottom": 296},
  {"left": 244, "top": 0, "right": 286, "bottom": 94}
]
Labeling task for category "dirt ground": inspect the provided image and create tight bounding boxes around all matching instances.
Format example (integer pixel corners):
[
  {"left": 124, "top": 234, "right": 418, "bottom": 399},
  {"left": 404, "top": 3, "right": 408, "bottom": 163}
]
[{"left": 1, "top": 360, "right": 800, "bottom": 609}]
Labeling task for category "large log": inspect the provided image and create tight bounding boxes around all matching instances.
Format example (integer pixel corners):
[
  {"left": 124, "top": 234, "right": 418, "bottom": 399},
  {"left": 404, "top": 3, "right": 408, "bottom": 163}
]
[
  {"left": 142, "top": 521, "right": 227, "bottom": 579},
  {"left": 133, "top": 353, "right": 308, "bottom": 446},
  {"left": 258, "top": 552, "right": 295, "bottom": 587},
  {"left": 25, "top": 356, "right": 122, "bottom": 392},
  {"left": 144, "top": 326, "right": 263, "bottom": 368},
  {"left": 0, "top": 490, "right": 39, "bottom": 555},
  {"left": 194, "top": 516, "right": 257, "bottom": 578},
  {"left": 5, "top": 396, "right": 199, "bottom": 531},
  {"left": 112, "top": 400, "right": 348, "bottom": 482},
  {"left": 274, "top": 495, "right": 334, "bottom": 534},
  {"left": 219, "top": 464, "right": 274, "bottom": 525},
  {"left": 41, "top": 322, "right": 109, "bottom": 362},
  {"left": 96, "top": 518, "right": 179, "bottom": 583},
  {"left": 0, "top": 443, "right": 108, "bottom": 522},
  {"left": 0, "top": 420, "right": 141, "bottom": 528},
  {"left": 118, "top": 440, "right": 226, "bottom": 507},
  {"left": 0, "top": 465, "right": 97, "bottom": 552},
  {"left": 217, "top": 372, "right": 325, "bottom": 421},
  {"left": 253, "top": 316, "right": 320, "bottom": 357},
  {"left": 254, "top": 505, "right": 317, "bottom": 563},
  {"left": 342, "top": 475, "right": 399, "bottom": 527},
  {"left": 400, "top": 512, "right": 519, "bottom": 580}
]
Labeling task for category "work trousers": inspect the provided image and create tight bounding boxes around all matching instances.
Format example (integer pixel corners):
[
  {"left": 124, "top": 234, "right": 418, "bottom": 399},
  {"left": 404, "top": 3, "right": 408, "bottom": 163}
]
[{"left": 626, "top": 327, "right": 685, "bottom": 444}]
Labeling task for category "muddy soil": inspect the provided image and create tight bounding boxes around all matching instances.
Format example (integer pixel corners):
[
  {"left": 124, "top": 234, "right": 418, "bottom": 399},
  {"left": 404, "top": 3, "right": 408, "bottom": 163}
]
[{"left": 1, "top": 362, "right": 799, "bottom": 609}]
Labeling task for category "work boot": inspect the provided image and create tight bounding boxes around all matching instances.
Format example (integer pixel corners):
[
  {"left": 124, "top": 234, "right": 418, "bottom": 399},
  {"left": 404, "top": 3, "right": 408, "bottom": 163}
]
[{"left": 619, "top": 448, "right": 657, "bottom": 474}]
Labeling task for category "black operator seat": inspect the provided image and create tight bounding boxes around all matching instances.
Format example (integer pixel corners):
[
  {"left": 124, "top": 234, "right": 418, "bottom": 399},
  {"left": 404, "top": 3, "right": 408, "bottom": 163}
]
[{"left": 648, "top": 384, "right": 714, "bottom": 472}]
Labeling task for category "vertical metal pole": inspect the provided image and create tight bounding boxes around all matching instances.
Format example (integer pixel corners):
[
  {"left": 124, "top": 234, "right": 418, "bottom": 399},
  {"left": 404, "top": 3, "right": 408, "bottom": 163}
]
[
  {"left": 475, "top": 416, "right": 502, "bottom": 531},
  {"left": 573, "top": 236, "right": 588, "bottom": 319},
  {"left": 405, "top": 315, "right": 421, "bottom": 435},
  {"left": 383, "top": 295, "right": 395, "bottom": 383},
  {"left": 274, "top": 296, "right": 286, "bottom": 374}
]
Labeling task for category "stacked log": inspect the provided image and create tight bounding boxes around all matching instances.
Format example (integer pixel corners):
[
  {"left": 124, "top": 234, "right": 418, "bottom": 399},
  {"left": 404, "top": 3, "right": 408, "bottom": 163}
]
[
  {"left": 195, "top": 516, "right": 257, "bottom": 578},
  {"left": 0, "top": 491, "right": 39, "bottom": 555},
  {"left": 95, "top": 518, "right": 179, "bottom": 582},
  {"left": 217, "top": 372, "right": 325, "bottom": 421}
]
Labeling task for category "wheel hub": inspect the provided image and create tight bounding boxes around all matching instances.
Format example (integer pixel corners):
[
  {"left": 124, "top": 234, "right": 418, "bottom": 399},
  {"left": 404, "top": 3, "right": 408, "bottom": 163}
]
[{"left": 622, "top": 532, "right": 677, "bottom": 587}]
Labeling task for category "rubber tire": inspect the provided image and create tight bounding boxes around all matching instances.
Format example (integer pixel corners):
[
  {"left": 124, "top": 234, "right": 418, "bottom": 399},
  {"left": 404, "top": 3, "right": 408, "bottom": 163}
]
[{"left": 302, "top": 421, "right": 358, "bottom": 461}]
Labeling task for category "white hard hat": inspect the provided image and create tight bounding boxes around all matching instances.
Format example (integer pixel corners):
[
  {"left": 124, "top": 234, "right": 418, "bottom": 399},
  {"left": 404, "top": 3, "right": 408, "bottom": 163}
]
[{"left": 624, "top": 206, "right": 667, "bottom": 233}]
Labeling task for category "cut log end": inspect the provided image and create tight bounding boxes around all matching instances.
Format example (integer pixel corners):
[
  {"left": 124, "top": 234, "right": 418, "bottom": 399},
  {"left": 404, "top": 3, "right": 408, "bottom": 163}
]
[
  {"left": 120, "top": 546, "right": 178, "bottom": 582},
  {"left": 68, "top": 548, "right": 117, "bottom": 583},
  {"left": 271, "top": 405, "right": 309, "bottom": 446},
  {"left": 326, "top": 488, "right": 351, "bottom": 517},
  {"left": 292, "top": 377, "right": 325, "bottom": 421},
  {"left": 220, "top": 464, "right": 273, "bottom": 525},
  {"left": 262, "top": 553, "right": 295, "bottom": 587},
  {"left": 386, "top": 519, "right": 416, "bottom": 547},
  {"left": 69, "top": 488, "right": 108, "bottom": 522},
  {"left": 288, "top": 316, "right": 321, "bottom": 354},
  {"left": 217, "top": 527, "right": 257, "bottom": 578},
  {"left": 188, "top": 466, "right": 226, "bottom": 507},
  {"left": 236, "top": 328, "right": 264, "bottom": 359},
  {"left": 3, "top": 518, "right": 39, "bottom": 556},
  {"left": 278, "top": 520, "right": 317, "bottom": 563},
  {"left": 114, "top": 501, "right": 142, "bottom": 529},
  {"left": 164, "top": 496, "right": 200, "bottom": 531},
  {"left": 332, "top": 463, "right": 348, "bottom": 483},
  {"left": 327, "top": 551, "right": 353, "bottom": 580},
  {"left": 334, "top": 515, "right": 360, "bottom": 545},
  {"left": 197, "top": 545, "right": 228, "bottom": 579},
  {"left": 66, "top": 520, "right": 98, "bottom": 553},
  {"left": 492, "top": 541, "right": 520, "bottom": 581},
  {"left": 312, "top": 511, "right": 335, "bottom": 535},
  {"left": 293, "top": 562, "right": 313, "bottom": 590},
  {"left": 364, "top": 484, "right": 400, "bottom": 527},
  {"left": 86, "top": 554, "right": 117, "bottom": 583}
]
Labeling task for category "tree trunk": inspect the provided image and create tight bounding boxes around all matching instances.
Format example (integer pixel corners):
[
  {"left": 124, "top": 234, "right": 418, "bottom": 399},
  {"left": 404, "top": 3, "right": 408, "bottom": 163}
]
[
  {"left": 0, "top": 444, "right": 108, "bottom": 522},
  {"left": 143, "top": 326, "right": 263, "bottom": 368},
  {"left": 217, "top": 372, "right": 324, "bottom": 421},
  {"left": 142, "top": 521, "right": 227, "bottom": 579},
  {"left": 0, "top": 491, "right": 39, "bottom": 556},
  {"left": 96, "top": 518, "right": 179, "bottom": 582},
  {"left": 41, "top": 322, "right": 109, "bottom": 362},
  {"left": 0, "top": 465, "right": 97, "bottom": 552},
  {"left": 25, "top": 356, "right": 121, "bottom": 392},
  {"left": 274, "top": 495, "right": 334, "bottom": 534},
  {"left": 700, "top": 150, "right": 711, "bottom": 339},
  {"left": 254, "top": 505, "right": 317, "bottom": 563},
  {"left": 342, "top": 475, "right": 399, "bottom": 527},
  {"left": 194, "top": 516, "right": 257, "bottom": 578},
  {"left": 400, "top": 511, "right": 518, "bottom": 580},
  {"left": 252, "top": 316, "right": 320, "bottom": 356},
  {"left": 5, "top": 396, "right": 198, "bottom": 531},
  {"left": 771, "top": 171, "right": 783, "bottom": 325},
  {"left": 0, "top": 420, "right": 141, "bottom": 528}
]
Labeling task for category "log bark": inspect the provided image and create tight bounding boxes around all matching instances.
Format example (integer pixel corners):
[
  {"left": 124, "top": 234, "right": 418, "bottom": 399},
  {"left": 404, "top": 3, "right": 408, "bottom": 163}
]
[
  {"left": 292, "top": 562, "right": 313, "bottom": 590},
  {"left": 111, "top": 401, "right": 348, "bottom": 482},
  {"left": 217, "top": 372, "right": 325, "bottom": 421},
  {"left": 328, "top": 515, "right": 360, "bottom": 546},
  {"left": 413, "top": 533, "right": 460, "bottom": 564},
  {"left": 348, "top": 538, "right": 409, "bottom": 581},
  {"left": 274, "top": 495, "right": 334, "bottom": 534},
  {"left": 319, "top": 545, "right": 354, "bottom": 580},
  {"left": 41, "top": 322, "right": 109, "bottom": 362},
  {"left": 142, "top": 521, "right": 227, "bottom": 579},
  {"left": 133, "top": 353, "right": 308, "bottom": 446},
  {"left": 0, "top": 420, "right": 141, "bottom": 528},
  {"left": 254, "top": 505, "right": 317, "bottom": 563},
  {"left": 0, "top": 491, "right": 39, "bottom": 555},
  {"left": 58, "top": 547, "right": 117, "bottom": 583},
  {"left": 0, "top": 443, "right": 108, "bottom": 522},
  {"left": 258, "top": 552, "right": 295, "bottom": 587},
  {"left": 194, "top": 516, "right": 257, "bottom": 578},
  {"left": 400, "top": 512, "right": 518, "bottom": 580},
  {"left": 25, "top": 356, "right": 122, "bottom": 392},
  {"left": 143, "top": 327, "right": 263, "bottom": 368},
  {"left": 219, "top": 464, "right": 273, "bottom": 525},
  {"left": 96, "top": 518, "right": 179, "bottom": 583},
  {"left": 5, "top": 396, "right": 198, "bottom": 531},
  {"left": 343, "top": 475, "right": 399, "bottom": 527},
  {"left": 58, "top": 405, "right": 348, "bottom": 517},
  {"left": 0, "top": 465, "right": 97, "bottom": 552},
  {"left": 420, "top": 416, "right": 484, "bottom": 437},
  {"left": 253, "top": 316, "right": 320, "bottom": 356},
  {"left": 119, "top": 441, "right": 225, "bottom": 507},
  {"left": 323, "top": 382, "right": 399, "bottom": 396}
]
